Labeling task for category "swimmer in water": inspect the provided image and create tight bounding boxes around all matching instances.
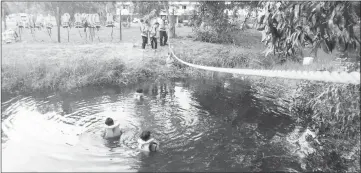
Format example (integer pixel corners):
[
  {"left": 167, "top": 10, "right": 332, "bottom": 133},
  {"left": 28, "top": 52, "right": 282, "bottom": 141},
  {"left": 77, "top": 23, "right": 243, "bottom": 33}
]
[
  {"left": 138, "top": 131, "right": 159, "bottom": 152},
  {"left": 134, "top": 89, "right": 144, "bottom": 100},
  {"left": 102, "top": 117, "right": 122, "bottom": 139}
]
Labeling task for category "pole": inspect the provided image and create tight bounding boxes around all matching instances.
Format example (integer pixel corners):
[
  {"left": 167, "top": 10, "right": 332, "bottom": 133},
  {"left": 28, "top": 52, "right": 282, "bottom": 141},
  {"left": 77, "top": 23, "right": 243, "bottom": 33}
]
[
  {"left": 57, "top": 6, "right": 60, "bottom": 43},
  {"left": 2, "top": 8, "right": 7, "bottom": 30},
  {"left": 119, "top": 8, "right": 122, "bottom": 41}
]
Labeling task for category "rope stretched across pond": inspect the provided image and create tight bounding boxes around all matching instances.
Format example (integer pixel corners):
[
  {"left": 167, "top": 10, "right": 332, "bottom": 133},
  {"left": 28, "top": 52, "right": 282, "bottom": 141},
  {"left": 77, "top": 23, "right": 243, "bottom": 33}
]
[{"left": 167, "top": 45, "right": 360, "bottom": 84}]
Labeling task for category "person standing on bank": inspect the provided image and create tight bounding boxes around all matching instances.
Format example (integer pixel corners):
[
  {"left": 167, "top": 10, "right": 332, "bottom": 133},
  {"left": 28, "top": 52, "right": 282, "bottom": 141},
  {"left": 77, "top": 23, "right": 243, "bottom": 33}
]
[
  {"left": 159, "top": 15, "right": 168, "bottom": 46},
  {"left": 150, "top": 22, "right": 160, "bottom": 51},
  {"left": 140, "top": 19, "right": 150, "bottom": 50}
]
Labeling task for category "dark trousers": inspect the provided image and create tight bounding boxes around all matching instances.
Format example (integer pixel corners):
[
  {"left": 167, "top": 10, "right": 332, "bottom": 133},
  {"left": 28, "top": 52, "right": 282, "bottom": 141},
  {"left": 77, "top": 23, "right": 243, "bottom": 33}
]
[
  {"left": 151, "top": 37, "right": 157, "bottom": 49},
  {"left": 142, "top": 36, "right": 148, "bottom": 49},
  {"left": 159, "top": 31, "right": 167, "bottom": 46}
]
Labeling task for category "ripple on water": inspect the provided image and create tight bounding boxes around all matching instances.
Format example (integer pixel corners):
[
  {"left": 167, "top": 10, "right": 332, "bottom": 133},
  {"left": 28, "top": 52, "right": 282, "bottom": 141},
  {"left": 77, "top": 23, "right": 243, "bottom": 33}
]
[{"left": 2, "top": 80, "right": 301, "bottom": 172}]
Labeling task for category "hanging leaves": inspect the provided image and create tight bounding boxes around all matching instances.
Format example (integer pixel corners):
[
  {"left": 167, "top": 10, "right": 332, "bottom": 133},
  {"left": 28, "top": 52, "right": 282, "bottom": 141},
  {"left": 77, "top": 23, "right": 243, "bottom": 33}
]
[{"left": 256, "top": 1, "right": 360, "bottom": 58}]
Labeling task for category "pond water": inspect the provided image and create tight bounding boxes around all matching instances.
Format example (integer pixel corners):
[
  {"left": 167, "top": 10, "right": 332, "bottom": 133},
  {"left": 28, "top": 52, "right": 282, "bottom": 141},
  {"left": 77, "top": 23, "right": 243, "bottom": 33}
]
[{"left": 2, "top": 78, "right": 303, "bottom": 172}]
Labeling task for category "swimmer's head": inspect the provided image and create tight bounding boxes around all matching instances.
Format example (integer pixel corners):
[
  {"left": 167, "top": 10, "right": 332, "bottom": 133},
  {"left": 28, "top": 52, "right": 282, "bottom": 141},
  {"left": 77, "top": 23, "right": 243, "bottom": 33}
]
[
  {"left": 105, "top": 117, "right": 114, "bottom": 126},
  {"left": 140, "top": 19, "right": 144, "bottom": 23},
  {"left": 136, "top": 89, "right": 143, "bottom": 94},
  {"left": 140, "top": 130, "right": 151, "bottom": 141}
]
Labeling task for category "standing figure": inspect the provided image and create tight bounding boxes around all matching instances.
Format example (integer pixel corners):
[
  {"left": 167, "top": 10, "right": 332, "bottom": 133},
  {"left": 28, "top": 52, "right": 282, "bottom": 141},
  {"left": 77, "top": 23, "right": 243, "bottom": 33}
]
[
  {"left": 45, "top": 14, "right": 53, "bottom": 37},
  {"left": 61, "top": 13, "right": 71, "bottom": 28},
  {"left": 150, "top": 22, "right": 160, "bottom": 51},
  {"left": 159, "top": 15, "right": 168, "bottom": 46},
  {"left": 35, "top": 14, "right": 44, "bottom": 30},
  {"left": 140, "top": 19, "right": 150, "bottom": 50},
  {"left": 74, "top": 13, "right": 83, "bottom": 28}
]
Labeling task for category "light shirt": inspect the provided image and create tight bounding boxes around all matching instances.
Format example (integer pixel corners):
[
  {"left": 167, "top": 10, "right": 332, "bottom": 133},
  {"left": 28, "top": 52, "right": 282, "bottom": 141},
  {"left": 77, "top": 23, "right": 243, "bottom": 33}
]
[
  {"left": 159, "top": 19, "right": 168, "bottom": 31},
  {"left": 140, "top": 22, "right": 150, "bottom": 37},
  {"left": 104, "top": 122, "right": 122, "bottom": 139},
  {"left": 150, "top": 25, "right": 159, "bottom": 38},
  {"left": 137, "top": 138, "right": 158, "bottom": 151}
]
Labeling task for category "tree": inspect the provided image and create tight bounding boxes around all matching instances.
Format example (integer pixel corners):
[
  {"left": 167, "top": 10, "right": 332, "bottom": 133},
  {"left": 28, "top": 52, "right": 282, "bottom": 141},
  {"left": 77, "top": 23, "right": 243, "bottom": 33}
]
[
  {"left": 255, "top": 1, "right": 361, "bottom": 58},
  {"left": 132, "top": 1, "right": 162, "bottom": 16},
  {"left": 192, "top": 1, "right": 258, "bottom": 43},
  {"left": 162, "top": 1, "right": 176, "bottom": 38},
  {"left": 2, "top": 2, "right": 9, "bottom": 30}
]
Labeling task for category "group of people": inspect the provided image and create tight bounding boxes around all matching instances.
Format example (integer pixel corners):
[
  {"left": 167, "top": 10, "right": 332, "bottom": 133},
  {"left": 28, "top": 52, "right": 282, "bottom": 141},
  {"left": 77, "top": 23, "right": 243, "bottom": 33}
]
[
  {"left": 139, "top": 15, "right": 169, "bottom": 51},
  {"left": 102, "top": 89, "right": 159, "bottom": 153}
]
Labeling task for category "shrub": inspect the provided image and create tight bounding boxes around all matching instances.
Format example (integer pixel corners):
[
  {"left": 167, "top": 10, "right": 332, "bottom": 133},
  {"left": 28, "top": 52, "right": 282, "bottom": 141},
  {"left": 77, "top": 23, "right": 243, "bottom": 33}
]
[{"left": 290, "top": 82, "right": 360, "bottom": 172}]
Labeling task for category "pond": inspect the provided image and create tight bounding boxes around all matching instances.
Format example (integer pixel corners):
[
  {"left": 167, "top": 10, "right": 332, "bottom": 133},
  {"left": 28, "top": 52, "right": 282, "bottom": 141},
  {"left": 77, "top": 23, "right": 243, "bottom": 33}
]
[{"left": 2, "top": 78, "right": 304, "bottom": 172}]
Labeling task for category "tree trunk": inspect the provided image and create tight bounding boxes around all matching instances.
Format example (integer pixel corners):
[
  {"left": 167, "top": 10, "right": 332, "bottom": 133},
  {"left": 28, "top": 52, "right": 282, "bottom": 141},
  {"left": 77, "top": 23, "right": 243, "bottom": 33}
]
[
  {"left": 169, "top": 8, "right": 176, "bottom": 38},
  {"left": 57, "top": 6, "right": 60, "bottom": 43},
  {"left": 119, "top": 9, "right": 122, "bottom": 41},
  {"left": 2, "top": 8, "right": 7, "bottom": 30}
]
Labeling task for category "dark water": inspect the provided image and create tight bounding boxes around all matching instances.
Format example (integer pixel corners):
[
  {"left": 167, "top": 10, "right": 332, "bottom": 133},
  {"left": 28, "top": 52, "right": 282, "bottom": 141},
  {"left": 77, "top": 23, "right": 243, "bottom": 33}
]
[{"left": 2, "top": 78, "right": 303, "bottom": 172}]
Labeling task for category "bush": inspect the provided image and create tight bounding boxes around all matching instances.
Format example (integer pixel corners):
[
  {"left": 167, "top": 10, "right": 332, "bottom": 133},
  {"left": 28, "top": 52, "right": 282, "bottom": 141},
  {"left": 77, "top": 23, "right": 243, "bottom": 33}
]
[
  {"left": 194, "top": 26, "right": 242, "bottom": 44},
  {"left": 290, "top": 82, "right": 360, "bottom": 172}
]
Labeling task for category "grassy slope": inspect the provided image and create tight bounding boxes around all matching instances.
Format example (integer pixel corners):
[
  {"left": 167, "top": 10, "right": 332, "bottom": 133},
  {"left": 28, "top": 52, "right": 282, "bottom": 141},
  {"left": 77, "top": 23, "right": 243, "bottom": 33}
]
[{"left": 2, "top": 24, "right": 358, "bottom": 94}]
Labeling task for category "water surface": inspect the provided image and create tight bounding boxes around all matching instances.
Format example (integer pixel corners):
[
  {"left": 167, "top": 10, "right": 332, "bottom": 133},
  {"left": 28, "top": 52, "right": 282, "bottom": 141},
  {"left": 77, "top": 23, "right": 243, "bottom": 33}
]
[{"left": 2, "top": 78, "right": 302, "bottom": 172}]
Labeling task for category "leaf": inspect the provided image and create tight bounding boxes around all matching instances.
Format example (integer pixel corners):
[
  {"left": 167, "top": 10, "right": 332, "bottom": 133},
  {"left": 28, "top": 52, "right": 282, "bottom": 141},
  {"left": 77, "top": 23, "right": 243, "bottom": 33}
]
[
  {"left": 258, "top": 14, "right": 265, "bottom": 24},
  {"left": 329, "top": 7, "right": 336, "bottom": 21},
  {"left": 312, "top": 14, "right": 317, "bottom": 26},
  {"left": 263, "top": 13, "right": 269, "bottom": 25},
  {"left": 294, "top": 4, "right": 300, "bottom": 20},
  {"left": 300, "top": 32, "right": 305, "bottom": 46},
  {"left": 261, "top": 30, "right": 267, "bottom": 42},
  {"left": 272, "top": 11, "right": 278, "bottom": 19},
  {"left": 304, "top": 34, "right": 313, "bottom": 44}
]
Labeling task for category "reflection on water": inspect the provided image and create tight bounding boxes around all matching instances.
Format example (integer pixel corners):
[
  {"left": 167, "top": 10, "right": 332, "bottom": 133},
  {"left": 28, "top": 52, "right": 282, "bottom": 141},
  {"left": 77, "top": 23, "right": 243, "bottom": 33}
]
[{"left": 2, "top": 78, "right": 302, "bottom": 172}]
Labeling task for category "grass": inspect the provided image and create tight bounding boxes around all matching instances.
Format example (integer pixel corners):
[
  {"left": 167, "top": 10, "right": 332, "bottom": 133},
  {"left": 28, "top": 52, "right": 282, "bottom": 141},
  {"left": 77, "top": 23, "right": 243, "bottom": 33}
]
[
  {"left": 1, "top": 24, "right": 193, "bottom": 95},
  {"left": 1, "top": 42, "right": 185, "bottom": 95},
  {"left": 3, "top": 25, "right": 359, "bottom": 94}
]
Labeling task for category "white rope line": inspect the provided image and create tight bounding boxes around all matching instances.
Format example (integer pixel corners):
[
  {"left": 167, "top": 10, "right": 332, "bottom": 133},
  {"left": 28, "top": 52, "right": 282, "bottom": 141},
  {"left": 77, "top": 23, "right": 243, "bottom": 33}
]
[{"left": 168, "top": 45, "right": 360, "bottom": 84}]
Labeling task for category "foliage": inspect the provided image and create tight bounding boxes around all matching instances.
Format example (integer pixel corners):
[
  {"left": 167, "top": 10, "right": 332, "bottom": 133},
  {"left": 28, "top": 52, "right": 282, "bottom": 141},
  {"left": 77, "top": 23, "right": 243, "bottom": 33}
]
[
  {"left": 3, "top": 2, "right": 108, "bottom": 20},
  {"left": 192, "top": 1, "right": 258, "bottom": 44},
  {"left": 290, "top": 82, "right": 360, "bottom": 172},
  {"left": 192, "top": 2, "right": 236, "bottom": 43},
  {"left": 255, "top": 1, "right": 361, "bottom": 58},
  {"left": 132, "top": 1, "right": 162, "bottom": 16}
]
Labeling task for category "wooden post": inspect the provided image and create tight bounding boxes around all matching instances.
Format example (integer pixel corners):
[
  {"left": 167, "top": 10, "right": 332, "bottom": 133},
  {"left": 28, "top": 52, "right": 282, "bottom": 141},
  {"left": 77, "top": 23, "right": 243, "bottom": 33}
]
[
  {"left": 119, "top": 9, "right": 122, "bottom": 41},
  {"left": 169, "top": 8, "right": 176, "bottom": 38},
  {"left": 2, "top": 8, "right": 6, "bottom": 30},
  {"left": 57, "top": 7, "right": 60, "bottom": 43}
]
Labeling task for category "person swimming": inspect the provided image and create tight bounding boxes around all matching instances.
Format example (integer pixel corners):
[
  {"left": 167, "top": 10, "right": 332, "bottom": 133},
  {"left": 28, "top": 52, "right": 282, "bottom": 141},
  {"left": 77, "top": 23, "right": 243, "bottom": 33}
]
[
  {"left": 103, "top": 117, "right": 122, "bottom": 139},
  {"left": 137, "top": 131, "right": 159, "bottom": 152},
  {"left": 134, "top": 89, "right": 144, "bottom": 100}
]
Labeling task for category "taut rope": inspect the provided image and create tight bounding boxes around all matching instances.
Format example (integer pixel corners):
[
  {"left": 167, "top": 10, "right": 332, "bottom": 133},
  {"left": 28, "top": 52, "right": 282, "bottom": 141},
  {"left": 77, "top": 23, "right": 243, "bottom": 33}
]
[{"left": 168, "top": 45, "right": 360, "bottom": 84}]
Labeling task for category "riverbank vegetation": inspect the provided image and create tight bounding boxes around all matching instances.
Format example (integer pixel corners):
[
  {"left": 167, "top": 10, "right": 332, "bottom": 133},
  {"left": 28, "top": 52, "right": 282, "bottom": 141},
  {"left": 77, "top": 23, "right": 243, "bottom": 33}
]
[{"left": 187, "top": 1, "right": 360, "bottom": 172}]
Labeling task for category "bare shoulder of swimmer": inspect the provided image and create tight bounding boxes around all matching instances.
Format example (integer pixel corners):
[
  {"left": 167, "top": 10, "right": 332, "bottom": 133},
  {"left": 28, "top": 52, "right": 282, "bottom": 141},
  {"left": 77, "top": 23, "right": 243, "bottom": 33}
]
[{"left": 148, "top": 138, "right": 159, "bottom": 145}]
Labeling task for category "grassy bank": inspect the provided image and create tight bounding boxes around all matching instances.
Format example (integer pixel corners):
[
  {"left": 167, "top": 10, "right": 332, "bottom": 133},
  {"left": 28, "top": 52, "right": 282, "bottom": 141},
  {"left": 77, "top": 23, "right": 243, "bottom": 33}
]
[{"left": 1, "top": 42, "right": 178, "bottom": 95}]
